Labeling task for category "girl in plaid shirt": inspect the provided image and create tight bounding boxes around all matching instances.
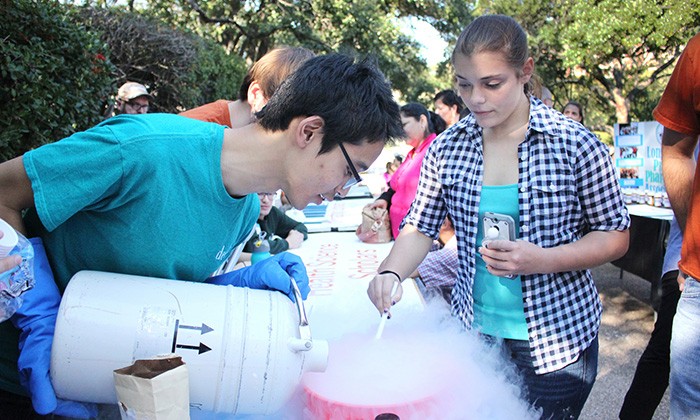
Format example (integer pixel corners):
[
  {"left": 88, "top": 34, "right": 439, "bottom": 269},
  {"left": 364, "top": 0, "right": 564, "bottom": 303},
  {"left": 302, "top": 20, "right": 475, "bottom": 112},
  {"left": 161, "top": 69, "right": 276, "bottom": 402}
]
[{"left": 367, "top": 14, "right": 630, "bottom": 419}]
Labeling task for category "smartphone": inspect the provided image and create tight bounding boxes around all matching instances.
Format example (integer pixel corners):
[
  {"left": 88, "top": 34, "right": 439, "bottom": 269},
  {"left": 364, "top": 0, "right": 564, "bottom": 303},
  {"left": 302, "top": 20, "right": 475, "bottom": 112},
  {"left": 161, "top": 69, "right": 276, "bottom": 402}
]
[{"left": 482, "top": 212, "right": 516, "bottom": 242}]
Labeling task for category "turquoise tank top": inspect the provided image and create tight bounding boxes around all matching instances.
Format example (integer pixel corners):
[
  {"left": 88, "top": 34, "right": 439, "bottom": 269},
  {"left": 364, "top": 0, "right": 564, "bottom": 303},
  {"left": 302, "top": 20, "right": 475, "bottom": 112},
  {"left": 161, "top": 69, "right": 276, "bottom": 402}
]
[{"left": 473, "top": 184, "right": 528, "bottom": 340}]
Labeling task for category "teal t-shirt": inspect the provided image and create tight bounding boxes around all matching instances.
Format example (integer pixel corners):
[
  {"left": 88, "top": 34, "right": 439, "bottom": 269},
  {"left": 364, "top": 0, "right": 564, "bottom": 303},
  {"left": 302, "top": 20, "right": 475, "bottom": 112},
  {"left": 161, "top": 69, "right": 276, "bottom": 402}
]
[
  {"left": 24, "top": 113, "right": 259, "bottom": 288},
  {"left": 473, "top": 184, "right": 529, "bottom": 340},
  {"left": 0, "top": 114, "right": 259, "bottom": 395}
]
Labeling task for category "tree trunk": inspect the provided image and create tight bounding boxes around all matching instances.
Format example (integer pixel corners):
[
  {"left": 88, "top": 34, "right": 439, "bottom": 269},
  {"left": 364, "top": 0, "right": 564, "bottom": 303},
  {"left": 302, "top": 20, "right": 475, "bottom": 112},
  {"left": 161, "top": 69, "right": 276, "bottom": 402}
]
[{"left": 613, "top": 88, "right": 630, "bottom": 124}]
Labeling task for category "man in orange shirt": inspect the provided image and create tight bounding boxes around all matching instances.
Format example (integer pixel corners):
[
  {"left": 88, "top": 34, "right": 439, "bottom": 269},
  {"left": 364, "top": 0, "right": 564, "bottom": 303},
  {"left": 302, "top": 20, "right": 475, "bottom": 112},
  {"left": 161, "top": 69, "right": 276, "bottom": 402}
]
[
  {"left": 180, "top": 46, "right": 314, "bottom": 128},
  {"left": 658, "top": 32, "right": 700, "bottom": 418}
]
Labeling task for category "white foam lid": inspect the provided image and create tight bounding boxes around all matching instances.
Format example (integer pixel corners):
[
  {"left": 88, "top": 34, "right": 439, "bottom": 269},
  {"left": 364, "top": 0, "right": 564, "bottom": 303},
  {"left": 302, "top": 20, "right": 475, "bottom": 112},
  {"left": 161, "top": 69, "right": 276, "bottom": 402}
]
[{"left": 0, "top": 218, "right": 19, "bottom": 258}]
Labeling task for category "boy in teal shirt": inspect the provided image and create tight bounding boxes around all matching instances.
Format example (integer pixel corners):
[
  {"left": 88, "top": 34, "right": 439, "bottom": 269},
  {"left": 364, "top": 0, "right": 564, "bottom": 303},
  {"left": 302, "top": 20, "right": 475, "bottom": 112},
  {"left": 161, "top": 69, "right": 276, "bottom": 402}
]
[{"left": 0, "top": 54, "right": 403, "bottom": 418}]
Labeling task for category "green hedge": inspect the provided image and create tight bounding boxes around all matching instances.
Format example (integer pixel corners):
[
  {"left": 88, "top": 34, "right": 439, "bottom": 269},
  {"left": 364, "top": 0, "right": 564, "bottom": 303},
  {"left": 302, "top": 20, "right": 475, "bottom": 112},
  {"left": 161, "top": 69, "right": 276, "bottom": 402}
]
[
  {"left": 0, "top": 1, "right": 114, "bottom": 161},
  {"left": 77, "top": 8, "right": 247, "bottom": 115},
  {"left": 0, "top": 3, "right": 247, "bottom": 161}
]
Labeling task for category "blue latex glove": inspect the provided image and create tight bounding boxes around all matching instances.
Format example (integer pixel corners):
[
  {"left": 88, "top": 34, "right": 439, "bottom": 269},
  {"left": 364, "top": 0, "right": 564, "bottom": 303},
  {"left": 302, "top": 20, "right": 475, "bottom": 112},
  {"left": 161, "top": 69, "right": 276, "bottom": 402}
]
[
  {"left": 207, "top": 252, "right": 310, "bottom": 302},
  {"left": 11, "top": 237, "right": 98, "bottom": 418}
]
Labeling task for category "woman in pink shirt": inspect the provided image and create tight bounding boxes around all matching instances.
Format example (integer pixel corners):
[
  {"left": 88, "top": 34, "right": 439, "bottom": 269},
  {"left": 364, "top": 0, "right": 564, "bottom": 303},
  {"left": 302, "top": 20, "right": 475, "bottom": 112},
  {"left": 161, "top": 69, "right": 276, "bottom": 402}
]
[{"left": 370, "top": 103, "right": 446, "bottom": 238}]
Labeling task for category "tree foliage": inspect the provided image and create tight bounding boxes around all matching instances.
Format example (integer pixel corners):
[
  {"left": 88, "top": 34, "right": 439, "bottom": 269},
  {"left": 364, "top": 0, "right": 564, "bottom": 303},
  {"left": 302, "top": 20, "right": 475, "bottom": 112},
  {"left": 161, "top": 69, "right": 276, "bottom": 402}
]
[
  {"left": 109, "top": 0, "right": 474, "bottom": 103},
  {"left": 479, "top": 0, "right": 700, "bottom": 128},
  {"left": 0, "top": 1, "right": 248, "bottom": 160},
  {"left": 76, "top": 7, "right": 248, "bottom": 114},
  {"left": 0, "top": 0, "right": 114, "bottom": 161}
]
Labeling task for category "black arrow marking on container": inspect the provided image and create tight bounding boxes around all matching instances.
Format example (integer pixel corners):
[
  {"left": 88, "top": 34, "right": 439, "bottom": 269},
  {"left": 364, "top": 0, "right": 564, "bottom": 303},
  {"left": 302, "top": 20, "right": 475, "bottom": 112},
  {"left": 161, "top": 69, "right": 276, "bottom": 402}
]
[
  {"left": 171, "top": 320, "right": 214, "bottom": 353},
  {"left": 176, "top": 342, "right": 212, "bottom": 354},
  {"left": 171, "top": 319, "right": 180, "bottom": 353}
]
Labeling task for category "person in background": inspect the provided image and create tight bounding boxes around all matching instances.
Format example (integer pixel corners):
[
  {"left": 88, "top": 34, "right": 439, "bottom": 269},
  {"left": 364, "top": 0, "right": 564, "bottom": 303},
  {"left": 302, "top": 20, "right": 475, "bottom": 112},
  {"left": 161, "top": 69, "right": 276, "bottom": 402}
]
[
  {"left": 433, "top": 89, "right": 465, "bottom": 127},
  {"left": 562, "top": 100, "right": 584, "bottom": 124},
  {"left": 0, "top": 53, "right": 404, "bottom": 419},
  {"left": 115, "top": 82, "right": 152, "bottom": 115},
  {"left": 237, "top": 192, "right": 308, "bottom": 265},
  {"left": 369, "top": 103, "right": 446, "bottom": 239},
  {"left": 383, "top": 154, "right": 403, "bottom": 190},
  {"left": 410, "top": 215, "right": 457, "bottom": 302},
  {"left": 657, "top": 31, "right": 700, "bottom": 419},
  {"left": 620, "top": 217, "right": 683, "bottom": 419},
  {"left": 541, "top": 86, "right": 554, "bottom": 107},
  {"left": 180, "top": 46, "right": 314, "bottom": 128},
  {"left": 367, "top": 15, "right": 629, "bottom": 419}
]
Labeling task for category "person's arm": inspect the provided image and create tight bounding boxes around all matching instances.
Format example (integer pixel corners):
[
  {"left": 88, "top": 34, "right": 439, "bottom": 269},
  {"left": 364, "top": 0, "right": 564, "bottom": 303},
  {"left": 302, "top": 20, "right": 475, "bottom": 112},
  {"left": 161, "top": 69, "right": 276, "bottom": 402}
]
[
  {"left": 367, "top": 224, "right": 434, "bottom": 314},
  {"left": 0, "top": 156, "right": 35, "bottom": 234},
  {"left": 479, "top": 229, "right": 628, "bottom": 278},
  {"left": 264, "top": 207, "right": 308, "bottom": 253},
  {"left": 0, "top": 158, "right": 98, "bottom": 417},
  {"left": 269, "top": 207, "right": 308, "bottom": 239},
  {"left": 662, "top": 128, "right": 698, "bottom": 232},
  {"left": 284, "top": 230, "right": 305, "bottom": 250},
  {"left": 412, "top": 242, "right": 459, "bottom": 288}
]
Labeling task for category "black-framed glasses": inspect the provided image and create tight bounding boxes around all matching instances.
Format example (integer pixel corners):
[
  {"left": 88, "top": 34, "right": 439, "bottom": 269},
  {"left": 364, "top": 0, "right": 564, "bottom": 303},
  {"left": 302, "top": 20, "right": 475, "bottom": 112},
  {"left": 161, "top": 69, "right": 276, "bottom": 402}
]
[
  {"left": 126, "top": 101, "right": 149, "bottom": 113},
  {"left": 338, "top": 142, "right": 362, "bottom": 190}
]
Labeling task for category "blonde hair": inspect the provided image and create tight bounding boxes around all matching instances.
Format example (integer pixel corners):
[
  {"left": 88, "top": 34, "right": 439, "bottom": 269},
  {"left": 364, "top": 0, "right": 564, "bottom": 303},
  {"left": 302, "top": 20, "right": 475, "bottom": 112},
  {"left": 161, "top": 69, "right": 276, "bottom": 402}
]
[{"left": 238, "top": 46, "right": 315, "bottom": 101}]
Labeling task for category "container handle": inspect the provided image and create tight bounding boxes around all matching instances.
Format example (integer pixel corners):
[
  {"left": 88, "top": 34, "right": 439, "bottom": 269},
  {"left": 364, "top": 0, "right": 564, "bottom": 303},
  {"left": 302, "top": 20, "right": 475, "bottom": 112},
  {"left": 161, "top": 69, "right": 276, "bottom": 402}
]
[{"left": 288, "top": 278, "right": 313, "bottom": 352}]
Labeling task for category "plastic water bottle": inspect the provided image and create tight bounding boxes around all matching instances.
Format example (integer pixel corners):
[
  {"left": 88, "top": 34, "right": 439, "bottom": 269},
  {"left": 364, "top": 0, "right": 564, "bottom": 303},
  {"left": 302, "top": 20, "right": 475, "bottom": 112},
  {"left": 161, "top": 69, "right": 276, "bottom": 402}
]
[
  {"left": 0, "top": 218, "right": 35, "bottom": 322},
  {"left": 250, "top": 236, "right": 271, "bottom": 265}
]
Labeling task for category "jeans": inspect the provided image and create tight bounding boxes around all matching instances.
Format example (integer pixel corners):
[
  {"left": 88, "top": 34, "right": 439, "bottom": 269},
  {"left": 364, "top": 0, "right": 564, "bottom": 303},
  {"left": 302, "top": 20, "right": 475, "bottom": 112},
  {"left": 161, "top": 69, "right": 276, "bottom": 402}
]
[
  {"left": 670, "top": 276, "right": 700, "bottom": 419},
  {"left": 492, "top": 336, "right": 598, "bottom": 420},
  {"left": 620, "top": 270, "right": 681, "bottom": 419}
]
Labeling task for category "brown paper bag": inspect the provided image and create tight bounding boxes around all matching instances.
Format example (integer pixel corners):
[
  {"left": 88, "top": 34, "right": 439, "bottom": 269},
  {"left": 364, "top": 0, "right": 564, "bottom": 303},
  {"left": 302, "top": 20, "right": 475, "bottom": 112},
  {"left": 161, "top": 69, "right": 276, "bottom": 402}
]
[
  {"left": 113, "top": 354, "right": 190, "bottom": 420},
  {"left": 355, "top": 204, "right": 392, "bottom": 243}
]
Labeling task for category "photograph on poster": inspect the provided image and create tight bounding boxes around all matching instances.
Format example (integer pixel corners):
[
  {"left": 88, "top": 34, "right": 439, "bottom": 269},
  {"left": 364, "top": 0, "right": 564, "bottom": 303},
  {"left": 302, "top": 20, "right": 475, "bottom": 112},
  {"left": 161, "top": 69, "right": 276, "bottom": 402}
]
[
  {"left": 619, "top": 146, "right": 638, "bottom": 159},
  {"left": 620, "top": 168, "right": 639, "bottom": 179},
  {"left": 618, "top": 123, "right": 638, "bottom": 136}
]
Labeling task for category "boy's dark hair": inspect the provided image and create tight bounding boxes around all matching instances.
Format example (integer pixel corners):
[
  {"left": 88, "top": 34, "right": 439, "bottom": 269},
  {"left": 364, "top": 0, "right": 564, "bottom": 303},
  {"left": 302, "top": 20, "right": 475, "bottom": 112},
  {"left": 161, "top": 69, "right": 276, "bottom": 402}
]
[{"left": 256, "top": 54, "right": 403, "bottom": 154}]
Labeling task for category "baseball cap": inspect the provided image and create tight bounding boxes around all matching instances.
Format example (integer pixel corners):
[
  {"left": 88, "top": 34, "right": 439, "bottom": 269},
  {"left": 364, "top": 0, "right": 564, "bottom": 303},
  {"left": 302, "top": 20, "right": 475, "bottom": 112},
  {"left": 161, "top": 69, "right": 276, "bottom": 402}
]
[{"left": 117, "top": 82, "right": 153, "bottom": 101}]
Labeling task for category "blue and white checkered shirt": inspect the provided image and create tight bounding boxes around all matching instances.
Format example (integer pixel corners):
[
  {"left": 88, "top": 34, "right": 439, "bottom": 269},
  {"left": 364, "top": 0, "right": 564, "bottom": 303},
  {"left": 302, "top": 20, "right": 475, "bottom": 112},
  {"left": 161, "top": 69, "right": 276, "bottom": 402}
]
[{"left": 404, "top": 97, "right": 630, "bottom": 374}]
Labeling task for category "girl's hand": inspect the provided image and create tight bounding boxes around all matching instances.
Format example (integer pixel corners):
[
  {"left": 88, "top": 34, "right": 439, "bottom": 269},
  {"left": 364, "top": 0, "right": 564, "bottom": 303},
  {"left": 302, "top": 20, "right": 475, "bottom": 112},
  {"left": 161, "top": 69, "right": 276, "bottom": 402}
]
[
  {"left": 478, "top": 239, "right": 543, "bottom": 278},
  {"left": 367, "top": 272, "right": 403, "bottom": 315}
]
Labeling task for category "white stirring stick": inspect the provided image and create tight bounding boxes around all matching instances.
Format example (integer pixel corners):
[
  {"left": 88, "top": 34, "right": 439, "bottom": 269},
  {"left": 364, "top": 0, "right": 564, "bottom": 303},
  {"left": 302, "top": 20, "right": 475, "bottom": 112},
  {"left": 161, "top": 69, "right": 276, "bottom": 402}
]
[{"left": 374, "top": 280, "right": 399, "bottom": 340}]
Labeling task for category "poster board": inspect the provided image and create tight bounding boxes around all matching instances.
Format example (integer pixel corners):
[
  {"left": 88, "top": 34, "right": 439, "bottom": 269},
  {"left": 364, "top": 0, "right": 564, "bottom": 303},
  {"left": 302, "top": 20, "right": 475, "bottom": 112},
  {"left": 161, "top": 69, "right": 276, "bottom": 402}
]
[{"left": 614, "top": 121, "right": 669, "bottom": 208}]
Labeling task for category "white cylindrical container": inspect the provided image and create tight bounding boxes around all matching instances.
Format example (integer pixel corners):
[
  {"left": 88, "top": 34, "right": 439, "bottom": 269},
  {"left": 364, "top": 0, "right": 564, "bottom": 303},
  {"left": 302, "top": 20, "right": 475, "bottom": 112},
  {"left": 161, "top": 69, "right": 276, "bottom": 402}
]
[{"left": 50, "top": 271, "right": 328, "bottom": 415}]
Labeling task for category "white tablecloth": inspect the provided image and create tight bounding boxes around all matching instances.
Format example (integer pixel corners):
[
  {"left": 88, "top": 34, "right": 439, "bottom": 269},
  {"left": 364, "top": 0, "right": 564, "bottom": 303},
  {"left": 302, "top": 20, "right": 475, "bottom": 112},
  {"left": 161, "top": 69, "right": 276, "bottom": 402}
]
[{"left": 626, "top": 204, "right": 674, "bottom": 221}]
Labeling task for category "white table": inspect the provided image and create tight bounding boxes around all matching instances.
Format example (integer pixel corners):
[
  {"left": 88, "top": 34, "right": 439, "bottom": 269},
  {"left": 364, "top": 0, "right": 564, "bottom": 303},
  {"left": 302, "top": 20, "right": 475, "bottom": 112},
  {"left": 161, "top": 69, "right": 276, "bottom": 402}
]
[
  {"left": 626, "top": 204, "right": 674, "bottom": 221},
  {"left": 288, "top": 232, "right": 425, "bottom": 340}
]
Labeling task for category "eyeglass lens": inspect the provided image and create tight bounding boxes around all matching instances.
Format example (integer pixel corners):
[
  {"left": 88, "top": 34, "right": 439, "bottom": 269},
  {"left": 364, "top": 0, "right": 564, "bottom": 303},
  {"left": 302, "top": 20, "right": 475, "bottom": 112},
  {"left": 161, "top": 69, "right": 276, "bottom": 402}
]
[{"left": 338, "top": 142, "right": 362, "bottom": 190}]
